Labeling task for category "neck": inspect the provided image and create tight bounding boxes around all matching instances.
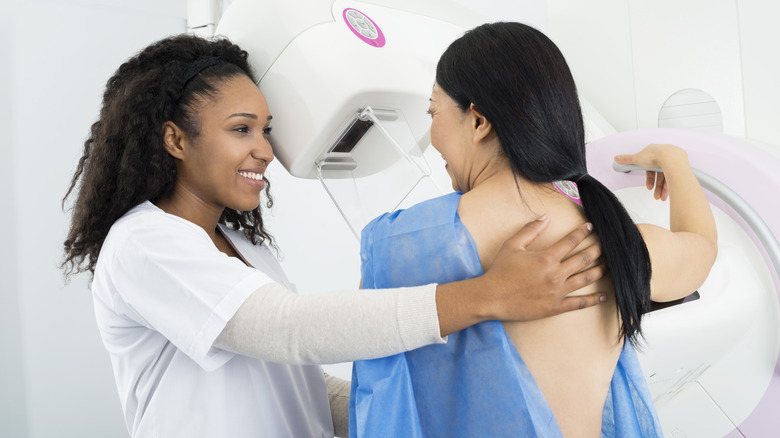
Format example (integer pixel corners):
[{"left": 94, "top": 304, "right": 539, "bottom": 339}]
[
  {"left": 466, "top": 159, "right": 551, "bottom": 208},
  {"left": 468, "top": 164, "right": 502, "bottom": 191},
  {"left": 154, "top": 185, "right": 223, "bottom": 239},
  {"left": 468, "top": 154, "right": 533, "bottom": 192},
  {"left": 465, "top": 136, "right": 526, "bottom": 192}
]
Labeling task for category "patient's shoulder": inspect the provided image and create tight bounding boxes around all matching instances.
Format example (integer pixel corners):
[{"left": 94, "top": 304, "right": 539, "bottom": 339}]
[{"left": 363, "top": 192, "right": 463, "bottom": 238}]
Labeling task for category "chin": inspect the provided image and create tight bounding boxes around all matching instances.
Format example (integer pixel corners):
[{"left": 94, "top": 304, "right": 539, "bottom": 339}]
[
  {"left": 229, "top": 199, "right": 262, "bottom": 213},
  {"left": 449, "top": 179, "right": 461, "bottom": 192}
]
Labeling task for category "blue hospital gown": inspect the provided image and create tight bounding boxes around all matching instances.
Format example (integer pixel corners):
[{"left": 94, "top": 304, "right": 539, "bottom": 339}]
[{"left": 349, "top": 192, "right": 664, "bottom": 437}]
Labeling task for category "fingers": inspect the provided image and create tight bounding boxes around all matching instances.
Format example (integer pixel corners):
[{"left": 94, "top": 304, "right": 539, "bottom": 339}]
[
  {"left": 505, "top": 214, "right": 551, "bottom": 250},
  {"left": 545, "top": 222, "right": 594, "bottom": 260},
  {"left": 646, "top": 171, "right": 669, "bottom": 201},
  {"left": 620, "top": 149, "right": 672, "bottom": 201},
  {"left": 613, "top": 153, "right": 634, "bottom": 165},
  {"left": 646, "top": 171, "right": 655, "bottom": 191},
  {"left": 558, "top": 291, "right": 608, "bottom": 312},
  {"left": 563, "top": 263, "right": 606, "bottom": 292},
  {"left": 560, "top": 241, "right": 602, "bottom": 276},
  {"left": 657, "top": 173, "right": 669, "bottom": 201}
]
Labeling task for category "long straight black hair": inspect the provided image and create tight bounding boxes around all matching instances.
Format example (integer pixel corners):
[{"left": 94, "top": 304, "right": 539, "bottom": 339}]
[{"left": 436, "top": 22, "right": 651, "bottom": 345}]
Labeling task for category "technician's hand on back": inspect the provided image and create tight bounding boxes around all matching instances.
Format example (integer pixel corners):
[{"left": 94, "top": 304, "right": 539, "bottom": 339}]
[{"left": 434, "top": 217, "right": 605, "bottom": 337}]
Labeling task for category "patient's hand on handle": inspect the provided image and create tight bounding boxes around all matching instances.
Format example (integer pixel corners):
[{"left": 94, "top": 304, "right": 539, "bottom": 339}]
[
  {"left": 436, "top": 215, "right": 607, "bottom": 336},
  {"left": 614, "top": 143, "right": 679, "bottom": 201}
]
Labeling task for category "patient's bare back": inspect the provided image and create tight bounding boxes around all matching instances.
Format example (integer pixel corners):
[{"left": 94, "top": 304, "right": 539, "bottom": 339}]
[{"left": 458, "top": 180, "right": 620, "bottom": 438}]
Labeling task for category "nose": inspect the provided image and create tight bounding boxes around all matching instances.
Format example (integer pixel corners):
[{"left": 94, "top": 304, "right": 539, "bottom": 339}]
[{"left": 253, "top": 134, "right": 275, "bottom": 165}]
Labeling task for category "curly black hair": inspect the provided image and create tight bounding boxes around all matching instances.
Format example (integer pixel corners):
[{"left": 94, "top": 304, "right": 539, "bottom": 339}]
[{"left": 61, "top": 34, "right": 274, "bottom": 279}]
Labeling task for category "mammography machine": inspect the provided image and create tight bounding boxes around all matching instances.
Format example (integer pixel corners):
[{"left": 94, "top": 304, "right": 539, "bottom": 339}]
[
  {"left": 217, "top": 0, "right": 492, "bottom": 237},
  {"left": 216, "top": 1, "right": 780, "bottom": 435}
]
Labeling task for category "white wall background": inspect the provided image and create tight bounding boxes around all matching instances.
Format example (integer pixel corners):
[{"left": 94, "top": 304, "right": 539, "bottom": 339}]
[
  {"left": 546, "top": 0, "right": 780, "bottom": 152},
  {"left": 1, "top": 1, "right": 186, "bottom": 436},
  {"left": 1, "top": 0, "right": 778, "bottom": 437},
  {"left": 1, "top": 5, "right": 24, "bottom": 436},
  {"left": 738, "top": 0, "right": 780, "bottom": 150}
]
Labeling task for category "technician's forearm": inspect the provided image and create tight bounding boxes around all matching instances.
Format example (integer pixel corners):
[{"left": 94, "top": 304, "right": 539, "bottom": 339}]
[
  {"left": 215, "top": 282, "right": 444, "bottom": 364},
  {"left": 434, "top": 277, "right": 493, "bottom": 336}
]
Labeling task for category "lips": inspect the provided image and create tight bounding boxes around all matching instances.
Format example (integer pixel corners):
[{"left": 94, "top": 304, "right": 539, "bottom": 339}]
[{"left": 237, "top": 170, "right": 266, "bottom": 191}]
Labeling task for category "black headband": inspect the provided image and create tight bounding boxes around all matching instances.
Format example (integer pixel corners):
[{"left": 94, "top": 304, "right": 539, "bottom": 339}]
[{"left": 178, "top": 56, "right": 223, "bottom": 94}]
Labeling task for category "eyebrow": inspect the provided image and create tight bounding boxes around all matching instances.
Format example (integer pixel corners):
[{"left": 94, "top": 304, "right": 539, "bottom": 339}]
[{"left": 226, "top": 113, "right": 273, "bottom": 121}]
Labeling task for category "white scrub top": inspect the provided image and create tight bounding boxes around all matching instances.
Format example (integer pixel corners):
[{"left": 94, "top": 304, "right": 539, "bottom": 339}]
[{"left": 92, "top": 201, "right": 332, "bottom": 437}]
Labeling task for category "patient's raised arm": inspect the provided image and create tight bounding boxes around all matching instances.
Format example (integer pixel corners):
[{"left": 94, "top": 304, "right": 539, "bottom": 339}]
[{"left": 614, "top": 144, "right": 718, "bottom": 302}]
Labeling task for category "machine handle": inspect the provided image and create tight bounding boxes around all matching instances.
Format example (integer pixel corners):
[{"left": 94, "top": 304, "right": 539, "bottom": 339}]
[{"left": 612, "top": 162, "right": 662, "bottom": 173}]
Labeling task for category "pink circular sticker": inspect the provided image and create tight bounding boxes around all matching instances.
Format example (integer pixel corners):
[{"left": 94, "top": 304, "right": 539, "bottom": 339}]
[{"left": 342, "top": 8, "right": 385, "bottom": 48}]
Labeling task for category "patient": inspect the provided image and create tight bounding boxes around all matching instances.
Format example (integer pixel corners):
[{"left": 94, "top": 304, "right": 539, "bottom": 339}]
[{"left": 349, "top": 22, "right": 717, "bottom": 437}]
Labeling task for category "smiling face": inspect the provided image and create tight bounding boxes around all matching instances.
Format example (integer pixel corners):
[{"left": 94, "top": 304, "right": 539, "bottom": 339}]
[
  {"left": 428, "top": 83, "right": 476, "bottom": 192},
  {"left": 167, "top": 74, "right": 274, "bottom": 215}
]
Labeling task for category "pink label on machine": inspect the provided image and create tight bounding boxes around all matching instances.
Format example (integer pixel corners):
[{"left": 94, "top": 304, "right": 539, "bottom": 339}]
[{"left": 343, "top": 8, "right": 386, "bottom": 48}]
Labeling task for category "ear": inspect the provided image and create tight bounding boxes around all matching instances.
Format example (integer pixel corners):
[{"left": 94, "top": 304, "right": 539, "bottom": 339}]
[
  {"left": 161, "top": 121, "right": 188, "bottom": 160},
  {"left": 469, "top": 103, "right": 494, "bottom": 144}
]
